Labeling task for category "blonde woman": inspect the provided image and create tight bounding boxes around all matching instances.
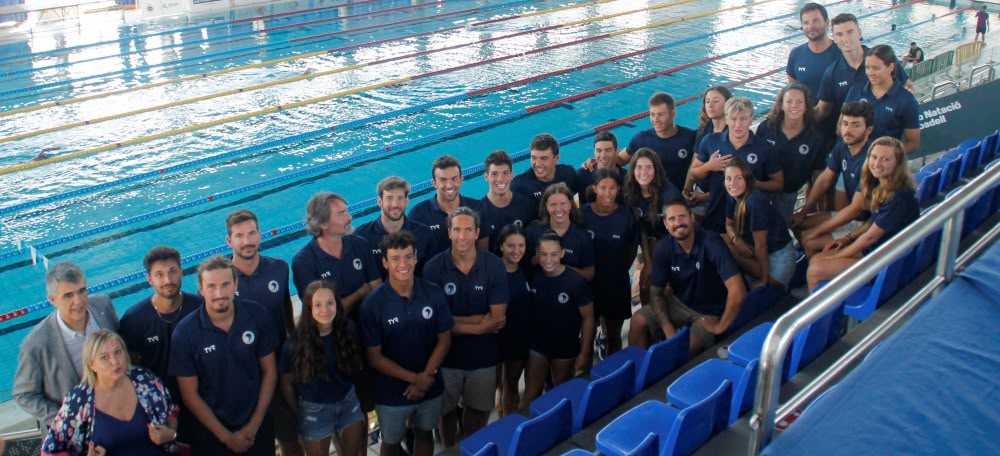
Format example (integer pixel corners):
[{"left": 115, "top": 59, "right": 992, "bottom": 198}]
[{"left": 42, "top": 329, "right": 179, "bottom": 456}]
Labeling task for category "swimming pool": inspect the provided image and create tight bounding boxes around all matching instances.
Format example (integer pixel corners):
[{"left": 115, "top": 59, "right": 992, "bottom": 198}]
[{"left": 0, "top": 0, "right": 974, "bottom": 400}]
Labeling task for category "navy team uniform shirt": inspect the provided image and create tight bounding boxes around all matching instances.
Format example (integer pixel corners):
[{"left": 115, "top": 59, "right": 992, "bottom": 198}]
[
  {"left": 633, "top": 185, "right": 682, "bottom": 242},
  {"left": 576, "top": 165, "right": 625, "bottom": 203},
  {"left": 786, "top": 42, "right": 843, "bottom": 102},
  {"left": 826, "top": 138, "right": 873, "bottom": 204},
  {"left": 407, "top": 195, "right": 486, "bottom": 258},
  {"left": 844, "top": 81, "right": 919, "bottom": 141},
  {"left": 755, "top": 121, "right": 826, "bottom": 192},
  {"left": 279, "top": 332, "right": 356, "bottom": 403},
  {"left": 423, "top": 249, "right": 509, "bottom": 370},
  {"left": 818, "top": 45, "right": 909, "bottom": 117},
  {"left": 119, "top": 291, "right": 201, "bottom": 399},
  {"left": 726, "top": 190, "right": 793, "bottom": 253},
  {"left": 359, "top": 280, "right": 454, "bottom": 406},
  {"left": 499, "top": 265, "right": 532, "bottom": 361},
  {"left": 477, "top": 193, "right": 537, "bottom": 253},
  {"left": 355, "top": 217, "right": 435, "bottom": 280},
  {"left": 650, "top": 228, "right": 741, "bottom": 316},
  {"left": 169, "top": 299, "right": 276, "bottom": 428},
  {"left": 697, "top": 132, "right": 780, "bottom": 232},
  {"left": 866, "top": 186, "right": 919, "bottom": 253},
  {"left": 694, "top": 124, "right": 727, "bottom": 157},
  {"left": 291, "top": 235, "right": 380, "bottom": 308},
  {"left": 627, "top": 127, "right": 698, "bottom": 189},
  {"left": 511, "top": 164, "right": 580, "bottom": 209},
  {"left": 525, "top": 222, "right": 596, "bottom": 271},
  {"left": 234, "top": 255, "right": 291, "bottom": 346},
  {"left": 529, "top": 267, "right": 593, "bottom": 359},
  {"left": 580, "top": 204, "right": 638, "bottom": 320}
]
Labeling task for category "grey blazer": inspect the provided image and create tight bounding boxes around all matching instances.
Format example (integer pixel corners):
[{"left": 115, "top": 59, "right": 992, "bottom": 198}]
[{"left": 12, "top": 294, "right": 119, "bottom": 429}]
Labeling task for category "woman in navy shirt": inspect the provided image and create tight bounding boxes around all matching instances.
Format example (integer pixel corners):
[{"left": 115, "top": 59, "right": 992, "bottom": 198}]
[
  {"left": 496, "top": 224, "right": 531, "bottom": 417},
  {"left": 520, "top": 232, "right": 595, "bottom": 408},
  {"left": 623, "top": 148, "right": 681, "bottom": 305},
  {"left": 694, "top": 86, "right": 733, "bottom": 151},
  {"left": 845, "top": 44, "right": 920, "bottom": 154},
  {"left": 280, "top": 280, "right": 366, "bottom": 456},
  {"left": 525, "top": 183, "right": 596, "bottom": 281},
  {"left": 807, "top": 137, "right": 919, "bottom": 291},
  {"left": 581, "top": 168, "right": 639, "bottom": 356},
  {"left": 723, "top": 159, "right": 797, "bottom": 288},
  {"left": 755, "top": 83, "right": 824, "bottom": 218}
]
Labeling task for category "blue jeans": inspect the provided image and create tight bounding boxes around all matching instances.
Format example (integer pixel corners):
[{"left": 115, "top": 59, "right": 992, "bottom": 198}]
[{"left": 297, "top": 388, "right": 365, "bottom": 441}]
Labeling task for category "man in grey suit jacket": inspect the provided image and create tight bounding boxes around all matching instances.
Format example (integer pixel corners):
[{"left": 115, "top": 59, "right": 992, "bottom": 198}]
[{"left": 13, "top": 262, "right": 119, "bottom": 429}]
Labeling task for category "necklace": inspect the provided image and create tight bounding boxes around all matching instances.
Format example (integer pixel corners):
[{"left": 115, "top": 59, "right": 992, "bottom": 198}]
[{"left": 151, "top": 298, "right": 184, "bottom": 325}]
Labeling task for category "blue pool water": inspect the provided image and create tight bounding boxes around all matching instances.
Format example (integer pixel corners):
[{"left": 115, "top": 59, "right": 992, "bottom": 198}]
[{"left": 0, "top": 0, "right": 975, "bottom": 399}]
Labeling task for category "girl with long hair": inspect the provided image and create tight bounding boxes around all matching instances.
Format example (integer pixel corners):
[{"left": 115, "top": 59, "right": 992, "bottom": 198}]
[
  {"left": 280, "top": 280, "right": 366, "bottom": 456},
  {"left": 756, "top": 83, "right": 825, "bottom": 218},
  {"left": 806, "top": 137, "right": 918, "bottom": 291},
  {"left": 622, "top": 148, "right": 681, "bottom": 304},
  {"left": 845, "top": 44, "right": 920, "bottom": 154},
  {"left": 496, "top": 224, "right": 531, "bottom": 417},
  {"left": 525, "top": 183, "right": 595, "bottom": 281},
  {"left": 694, "top": 86, "right": 734, "bottom": 150},
  {"left": 722, "top": 159, "right": 797, "bottom": 288},
  {"left": 581, "top": 168, "right": 639, "bottom": 356}
]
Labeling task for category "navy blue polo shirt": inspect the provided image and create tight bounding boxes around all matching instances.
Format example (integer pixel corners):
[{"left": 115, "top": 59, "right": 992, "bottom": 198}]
[
  {"left": 119, "top": 291, "right": 201, "bottom": 399},
  {"left": 234, "top": 255, "right": 291, "bottom": 346},
  {"left": 279, "top": 333, "right": 354, "bottom": 403},
  {"left": 697, "top": 131, "right": 780, "bottom": 232},
  {"left": 359, "top": 280, "right": 454, "bottom": 406},
  {"left": 786, "top": 42, "right": 842, "bottom": 102},
  {"left": 407, "top": 195, "right": 486, "bottom": 258},
  {"left": 725, "top": 190, "right": 792, "bottom": 253},
  {"left": 291, "top": 235, "right": 380, "bottom": 306},
  {"left": 576, "top": 165, "right": 625, "bottom": 202},
  {"left": 755, "top": 121, "right": 826, "bottom": 192},
  {"left": 169, "top": 299, "right": 276, "bottom": 428},
  {"left": 867, "top": 186, "right": 918, "bottom": 252},
  {"left": 818, "top": 45, "right": 909, "bottom": 114},
  {"left": 422, "top": 249, "right": 509, "bottom": 370},
  {"left": 650, "top": 228, "right": 741, "bottom": 316},
  {"left": 627, "top": 127, "right": 698, "bottom": 189},
  {"left": 477, "top": 193, "right": 537, "bottom": 253},
  {"left": 580, "top": 204, "right": 638, "bottom": 307},
  {"left": 844, "top": 81, "right": 919, "bottom": 141},
  {"left": 511, "top": 164, "right": 580, "bottom": 209},
  {"left": 633, "top": 185, "right": 682, "bottom": 241},
  {"left": 525, "top": 222, "right": 595, "bottom": 271},
  {"left": 826, "top": 138, "right": 872, "bottom": 202},
  {"left": 500, "top": 265, "right": 532, "bottom": 355},
  {"left": 529, "top": 267, "right": 592, "bottom": 359},
  {"left": 355, "top": 217, "right": 435, "bottom": 280},
  {"left": 694, "top": 124, "right": 727, "bottom": 156}
]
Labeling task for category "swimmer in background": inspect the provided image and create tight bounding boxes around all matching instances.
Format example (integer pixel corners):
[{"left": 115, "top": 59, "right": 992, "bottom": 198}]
[{"left": 32, "top": 147, "right": 60, "bottom": 162}]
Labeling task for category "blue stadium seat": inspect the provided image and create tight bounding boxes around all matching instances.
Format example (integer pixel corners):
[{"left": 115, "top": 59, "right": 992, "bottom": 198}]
[
  {"left": 938, "top": 152, "right": 964, "bottom": 193},
  {"left": 530, "top": 360, "right": 635, "bottom": 433},
  {"left": 730, "top": 284, "right": 785, "bottom": 331},
  {"left": 595, "top": 381, "right": 731, "bottom": 456},
  {"left": 904, "top": 204, "right": 941, "bottom": 282},
  {"left": 957, "top": 139, "right": 983, "bottom": 178},
  {"left": 727, "top": 303, "right": 843, "bottom": 381},
  {"left": 461, "top": 398, "right": 572, "bottom": 456},
  {"left": 981, "top": 130, "right": 999, "bottom": 163},
  {"left": 667, "top": 358, "right": 759, "bottom": 426},
  {"left": 591, "top": 326, "right": 689, "bottom": 396},
  {"left": 914, "top": 168, "right": 941, "bottom": 204},
  {"left": 818, "top": 251, "right": 910, "bottom": 324}
]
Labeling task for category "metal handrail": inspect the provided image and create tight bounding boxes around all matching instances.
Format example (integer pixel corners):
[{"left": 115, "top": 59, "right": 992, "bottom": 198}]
[
  {"left": 930, "top": 80, "right": 959, "bottom": 100},
  {"left": 1, "top": 427, "right": 41, "bottom": 443},
  {"left": 969, "top": 63, "right": 996, "bottom": 88},
  {"left": 746, "top": 162, "right": 1000, "bottom": 455}
]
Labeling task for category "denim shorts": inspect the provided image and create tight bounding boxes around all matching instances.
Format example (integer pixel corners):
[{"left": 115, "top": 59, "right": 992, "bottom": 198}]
[
  {"left": 375, "top": 396, "right": 442, "bottom": 445},
  {"left": 297, "top": 388, "right": 365, "bottom": 441},
  {"left": 768, "top": 242, "right": 797, "bottom": 286}
]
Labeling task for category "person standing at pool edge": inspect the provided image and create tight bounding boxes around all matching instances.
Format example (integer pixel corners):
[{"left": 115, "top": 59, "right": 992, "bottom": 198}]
[
  {"left": 975, "top": 5, "right": 989, "bottom": 43},
  {"left": 14, "top": 262, "right": 119, "bottom": 430},
  {"left": 225, "top": 209, "right": 303, "bottom": 456}
]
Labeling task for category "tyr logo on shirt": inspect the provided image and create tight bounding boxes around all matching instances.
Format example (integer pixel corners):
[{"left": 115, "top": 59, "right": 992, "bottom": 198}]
[
  {"left": 671, "top": 266, "right": 680, "bottom": 272},
  {"left": 203, "top": 345, "right": 216, "bottom": 353},
  {"left": 474, "top": 285, "right": 484, "bottom": 291},
  {"left": 797, "top": 66, "right": 807, "bottom": 72},
  {"left": 320, "top": 271, "right": 332, "bottom": 279},
  {"left": 352, "top": 258, "right": 363, "bottom": 271},
  {"left": 268, "top": 280, "right": 279, "bottom": 293},
  {"left": 838, "top": 80, "right": 849, "bottom": 87},
  {"left": 766, "top": 139, "right": 777, "bottom": 145},
  {"left": 146, "top": 335, "right": 159, "bottom": 343},
  {"left": 884, "top": 107, "right": 894, "bottom": 113},
  {"left": 387, "top": 317, "right": 400, "bottom": 325},
  {"left": 242, "top": 331, "right": 255, "bottom": 345},
  {"left": 533, "top": 191, "right": 543, "bottom": 197},
  {"left": 429, "top": 224, "right": 442, "bottom": 231},
  {"left": 587, "top": 229, "right": 595, "bottom": 240},
  {"left": 422, "top": 306, "right": 434, "bottom": 319}
]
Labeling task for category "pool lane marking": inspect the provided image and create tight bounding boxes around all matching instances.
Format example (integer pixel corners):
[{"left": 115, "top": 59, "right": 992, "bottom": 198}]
[
  {"left": 0, "top": 0, "right": 897, "bottom": 213},
  {"left": 0, "top": 66, "right": 793, "bottom": 322},
  {"left": 0, "top": 0, "right": 748, "bottom": 172},
  {"left": 0, "top": 0, "right": 601, "bottom": 118}
]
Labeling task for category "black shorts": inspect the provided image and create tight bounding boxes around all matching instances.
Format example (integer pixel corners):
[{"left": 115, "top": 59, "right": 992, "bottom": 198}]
[{"left": 977, "top": 26, "right": 987, "bottom": 34}]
